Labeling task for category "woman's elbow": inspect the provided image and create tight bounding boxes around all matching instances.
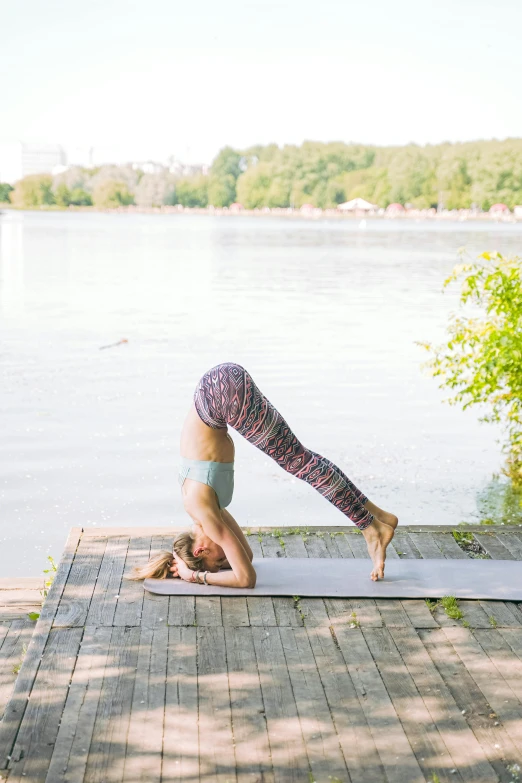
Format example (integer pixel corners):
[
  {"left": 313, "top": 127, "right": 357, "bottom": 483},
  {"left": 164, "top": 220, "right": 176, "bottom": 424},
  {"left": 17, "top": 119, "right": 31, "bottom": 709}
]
[{"left": 238, "top": 569, "right": 256, "bottom": 589}]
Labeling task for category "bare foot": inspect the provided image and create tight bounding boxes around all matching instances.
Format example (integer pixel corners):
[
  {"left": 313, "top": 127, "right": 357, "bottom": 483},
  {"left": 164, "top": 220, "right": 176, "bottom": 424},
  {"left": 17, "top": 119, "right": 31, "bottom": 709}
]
[
  {"left": 364, "top": 500, "right": 399, "bottom": 530},
  {"left": 362, "top": 518, "right": 395, "bottom": 581}
]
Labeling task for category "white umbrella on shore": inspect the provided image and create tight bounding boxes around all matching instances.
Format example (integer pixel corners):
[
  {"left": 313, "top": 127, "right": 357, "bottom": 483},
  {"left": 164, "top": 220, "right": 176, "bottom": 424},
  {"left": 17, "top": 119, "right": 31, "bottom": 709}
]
[{"left": 337, "top": 197, "right": 377, "bottom": 212}]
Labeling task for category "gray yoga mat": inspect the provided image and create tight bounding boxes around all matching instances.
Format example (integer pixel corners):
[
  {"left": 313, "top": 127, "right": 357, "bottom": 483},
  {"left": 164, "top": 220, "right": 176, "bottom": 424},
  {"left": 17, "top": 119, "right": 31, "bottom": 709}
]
[{"left": 144, "top": 558, "right": 522, "bottom": 600}]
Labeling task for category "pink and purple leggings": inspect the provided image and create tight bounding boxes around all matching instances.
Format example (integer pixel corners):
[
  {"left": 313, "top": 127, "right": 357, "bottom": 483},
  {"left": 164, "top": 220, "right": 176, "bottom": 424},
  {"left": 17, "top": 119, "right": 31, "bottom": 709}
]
[{"left": 194, "top": 363, "right": 374, "bottom": 530}]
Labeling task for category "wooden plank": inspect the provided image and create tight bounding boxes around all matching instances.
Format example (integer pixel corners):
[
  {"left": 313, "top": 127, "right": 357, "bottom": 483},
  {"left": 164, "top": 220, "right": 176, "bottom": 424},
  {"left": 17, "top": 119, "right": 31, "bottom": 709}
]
[
  {"left": 123, "top": 627, "right": 168, "bottom": 782},
  {"left": 221, "top": 597, "right": 250, "bottom": 626},
  {"left": 280, "top": 533, "right": 308, "bottom": 558},
  {"left": 392, "top": 532, "right": 421, "bottom": 559},
  {"left": 140, "top": 535, "right": 171, "bottom": 629},
  {"left": 44, "top": 626, "right": 112, "bottom": 783},
  {"left": 389, "top": 626, "right": 498, "bottom": 782},
  {"left": 442, "top": 625, "right": 522, "bottom": 754},
  {"left": 81, "top": 524, "right": 522, "bottom": 535},
  {"left": 7, "top": 628, "right": 83, "bottom": 783},
  {"left": 245, "top": 596, "right": 276, "bottom": 626},
  {"left": 375, "top": 599, "right": 413, "bottom": 628},
  {"left": 306, "top": 625, "right": 385, "bottom": 783},
  {"left": 161, "top": 627, "right": 199, "bottom": 782},
  {"left": 113, "top": 536, "right": 151, "bottom": 627},
  {"left": 0, "top": 527, "right": 82, "bottom": 769},
  {"left": 335, "top": 626, "right": 425, "bottom": 783},
  {"left": 421, "top": 628, "right": 522, "bottom": 778},
  {"left": 0, "top": 589, "right": 44, "bottom": 606},
  {"left": 53, "top": 536, "right": 108, "bottom": 627},
  {"left": 224, "top": 627, "right": 274, "bottom": 783},
  {"left": 0, "top": 621, "right": 34, "bottom": 722},
  {"left": 363, "top": 628, "right": 465, "bottom": 783},
  {"left": 195, "top": 595, "right": 223, "bottom": 626},
  {"left": 197, "top": 626, "right": 237, "bottom": 782},
  {"left": 500, "top": 532, "right": 522, "bottom": 559},
  {"left": 499, "top": 627, "right": 522, "bottom": 660},
  {"left": 400, "top": 600, "right": 439, "bottom": 629},
  {"left": 168, "top": 595, "right": 196, "bottom": 626},
  {"left": 332, "top": 530, "right": 358, "bottom": 558},
  {"left": 279, "top": 627, "right": 349, "bottom": 783},
  {"left": 261, "top": 534, "right": 302, "bottom": 626},
  {"left": 344, "top": 533, "right": 370, "bottom": 558},
  {"left": 0, "top": 578, "right": 45, "bottom": 589},
  {"left": 324, "top": 530, "right": 383, "bottom": 627},
  {"left": 473, "top": 629, "right": 522, "bottom": 704},
  {"left": 246, "top": 536, "right": 278, "bottom": 626},
  {"left": 300, "top": 535, "right": 329, "bottom": 627},
  {"left": 435, "top": 533, "right": 468, "bottom": 559},
  {"left": 473, "top": 533, "right": 515, "bottom": 560},
  {"left": 0, "top": 624, "right": 9, "bottom": 650},
  {"left": 478, "top": 599, "right": 522, "bottom": 628},
  {"left": 457, "top": 601, "right": 492, "bottom": 629},
  {"left": 84, "top": 626, "right": 141, "bottom": 782},
  {"left": 86, "top": 536, "right": 129, "bottom": 626},
  {"left": 408, "top": 532, "right": 443, "bottom": 559},
  {"left": 251, "top": 626, "right": 310, "bottom": 782}
]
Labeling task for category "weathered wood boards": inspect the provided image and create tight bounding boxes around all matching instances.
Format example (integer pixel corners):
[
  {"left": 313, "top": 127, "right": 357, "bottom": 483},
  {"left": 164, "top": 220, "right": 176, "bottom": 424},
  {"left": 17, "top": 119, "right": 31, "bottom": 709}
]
[{"left": 0, "top": 525, "right": 521, "bottom": 783}]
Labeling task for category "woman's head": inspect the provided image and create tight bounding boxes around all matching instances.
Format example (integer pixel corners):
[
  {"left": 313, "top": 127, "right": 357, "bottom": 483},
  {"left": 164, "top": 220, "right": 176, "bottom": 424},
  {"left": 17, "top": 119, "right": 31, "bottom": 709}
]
[{"left": 127, "top": 528, "right": 227, "bottom": 580}]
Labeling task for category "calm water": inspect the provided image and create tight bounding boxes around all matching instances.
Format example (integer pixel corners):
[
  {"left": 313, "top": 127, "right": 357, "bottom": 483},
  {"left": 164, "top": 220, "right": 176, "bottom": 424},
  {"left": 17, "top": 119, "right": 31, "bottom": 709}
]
[{"left": 1, "top": 210, "right": 521, "bottom": 576}]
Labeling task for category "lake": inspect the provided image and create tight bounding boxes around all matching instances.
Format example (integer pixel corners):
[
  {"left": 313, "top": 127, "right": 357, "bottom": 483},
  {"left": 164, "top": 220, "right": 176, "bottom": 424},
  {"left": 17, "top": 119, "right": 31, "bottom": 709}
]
[{"left": 1, "top": 210, "right": 521, "bottom": 576}]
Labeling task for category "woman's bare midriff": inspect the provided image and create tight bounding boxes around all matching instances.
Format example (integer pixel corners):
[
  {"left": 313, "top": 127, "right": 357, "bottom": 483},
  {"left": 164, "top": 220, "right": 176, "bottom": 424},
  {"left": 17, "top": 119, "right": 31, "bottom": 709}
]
[{"left": 180, "top": 403, "right": 235, "bottom": 463}]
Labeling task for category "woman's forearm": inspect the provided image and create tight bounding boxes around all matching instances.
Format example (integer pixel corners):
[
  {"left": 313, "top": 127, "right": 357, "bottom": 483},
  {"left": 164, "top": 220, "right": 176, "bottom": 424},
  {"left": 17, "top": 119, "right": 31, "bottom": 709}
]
[{"left": 192, "top": 567, "right": 255, "bottom": 589}]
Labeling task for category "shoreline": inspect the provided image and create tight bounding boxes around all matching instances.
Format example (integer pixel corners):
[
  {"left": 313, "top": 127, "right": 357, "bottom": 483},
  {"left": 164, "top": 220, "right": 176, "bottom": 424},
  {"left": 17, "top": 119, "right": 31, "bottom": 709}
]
[{"left": 1, "top": 204, "right": 520, "bottom": 223}]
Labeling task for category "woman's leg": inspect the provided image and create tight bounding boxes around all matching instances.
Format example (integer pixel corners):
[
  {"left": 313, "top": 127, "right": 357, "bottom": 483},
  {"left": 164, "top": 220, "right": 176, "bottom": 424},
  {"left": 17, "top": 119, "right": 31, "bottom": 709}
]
[{"left": 197, "top": 363, "right": 374, "bottom": 529}]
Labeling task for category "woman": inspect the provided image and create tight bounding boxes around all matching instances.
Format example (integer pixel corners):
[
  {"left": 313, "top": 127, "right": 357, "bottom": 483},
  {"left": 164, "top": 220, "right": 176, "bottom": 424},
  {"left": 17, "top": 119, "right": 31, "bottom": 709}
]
[{"left": 131, "top": 362, "right": 397, "bottom": 585}]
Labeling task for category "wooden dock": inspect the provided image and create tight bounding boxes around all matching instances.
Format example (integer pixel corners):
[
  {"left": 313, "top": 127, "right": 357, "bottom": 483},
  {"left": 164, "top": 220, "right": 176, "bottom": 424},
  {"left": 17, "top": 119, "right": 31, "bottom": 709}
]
[{"left": 0, "top": 525, "right": 521, "bottom": 782}]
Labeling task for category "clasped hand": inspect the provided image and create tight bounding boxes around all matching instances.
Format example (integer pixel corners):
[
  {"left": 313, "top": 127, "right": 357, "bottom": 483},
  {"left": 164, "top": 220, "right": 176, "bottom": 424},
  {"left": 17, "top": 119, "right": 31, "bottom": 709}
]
[{"left": 169, "top": 550, "right": 194, "bottom": 581}]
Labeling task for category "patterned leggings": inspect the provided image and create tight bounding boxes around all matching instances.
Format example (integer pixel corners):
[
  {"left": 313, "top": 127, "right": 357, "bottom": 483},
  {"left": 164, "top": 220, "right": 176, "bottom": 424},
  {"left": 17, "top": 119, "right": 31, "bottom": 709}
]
[{"left": 194, "top": 363, "right": 374, "bottom": 530}]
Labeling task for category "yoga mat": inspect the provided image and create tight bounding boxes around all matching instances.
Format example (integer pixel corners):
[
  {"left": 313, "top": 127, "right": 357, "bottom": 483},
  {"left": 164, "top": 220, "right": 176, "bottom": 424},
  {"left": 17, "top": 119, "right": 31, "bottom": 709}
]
[{"left": 144, "top": 558, "right": 522, "bottom": 600}]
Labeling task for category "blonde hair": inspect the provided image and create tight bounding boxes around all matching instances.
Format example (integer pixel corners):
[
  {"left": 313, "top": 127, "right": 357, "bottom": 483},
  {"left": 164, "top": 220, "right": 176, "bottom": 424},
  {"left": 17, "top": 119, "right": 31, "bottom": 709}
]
[{"left": 127, "top": 530, "right": 205, "bottom": 581}]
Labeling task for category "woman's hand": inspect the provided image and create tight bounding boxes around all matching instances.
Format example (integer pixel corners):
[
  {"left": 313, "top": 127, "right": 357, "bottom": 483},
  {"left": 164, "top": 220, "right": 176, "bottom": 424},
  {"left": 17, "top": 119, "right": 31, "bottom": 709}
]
[{"left": 170, "top": 551, "right": 194, "bottom": 582}]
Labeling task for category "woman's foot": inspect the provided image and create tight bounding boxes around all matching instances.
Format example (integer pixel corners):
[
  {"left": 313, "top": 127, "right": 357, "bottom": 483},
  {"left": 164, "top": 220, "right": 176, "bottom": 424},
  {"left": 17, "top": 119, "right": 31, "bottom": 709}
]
[
  {"left": 364, "top": 500, "right": 399, "bottom": 530},
  {"left": 361, "top": 518, "right": 395, "bottom": 581}
]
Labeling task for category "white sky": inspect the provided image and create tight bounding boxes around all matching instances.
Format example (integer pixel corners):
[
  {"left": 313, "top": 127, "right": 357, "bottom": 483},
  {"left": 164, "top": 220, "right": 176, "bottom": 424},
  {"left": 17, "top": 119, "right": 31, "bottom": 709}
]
[{"left": 2, "top": 0, "right": 522, "bottom": 165}]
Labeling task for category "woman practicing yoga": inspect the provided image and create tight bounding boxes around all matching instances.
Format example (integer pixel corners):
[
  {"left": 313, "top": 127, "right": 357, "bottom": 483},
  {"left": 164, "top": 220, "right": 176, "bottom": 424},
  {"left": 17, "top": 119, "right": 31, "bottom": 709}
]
[{"left": 131, "top": 362, "right": 397, "bottom": 585}]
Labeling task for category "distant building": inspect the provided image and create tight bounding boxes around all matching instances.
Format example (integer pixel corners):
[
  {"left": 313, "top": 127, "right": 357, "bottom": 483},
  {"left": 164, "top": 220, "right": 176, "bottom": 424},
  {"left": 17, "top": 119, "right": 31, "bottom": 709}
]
[
  {"left": 0, "top": 142, "right": 66, "bottom": 184},
  {"left": 514, "top": 205, "right": 522, "bottom": 219},
  {"left": 131, "top": 161, "right": 166, "bottom": 175}
]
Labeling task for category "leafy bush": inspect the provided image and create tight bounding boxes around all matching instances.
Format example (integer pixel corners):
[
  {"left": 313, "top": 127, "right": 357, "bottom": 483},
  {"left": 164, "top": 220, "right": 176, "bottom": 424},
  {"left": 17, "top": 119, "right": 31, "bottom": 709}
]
[{"left": 420, "top": 252, "right": 522, "bottom": 485}]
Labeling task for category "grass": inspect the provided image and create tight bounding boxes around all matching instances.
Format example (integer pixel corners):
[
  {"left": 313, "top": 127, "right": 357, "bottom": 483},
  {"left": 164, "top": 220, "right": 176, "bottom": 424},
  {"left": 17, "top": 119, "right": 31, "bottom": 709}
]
[
  {"left": 348, "top": 611, "right": 360, "bottom": 628},
  {"left": 439, "top": 595, "right": 464, "bottom": 620},
  {"left": 489, "top": 615, "right": 498, "bottom": 628},
  {"left": 425, "top": 598, "right": 438, "bottom": 613},
  {"left": 452, "top": 530, "right": 473, "bottom": 544},
  {"left": 293, "top": 596, "right": 305, "bottom": 622},
  {"left": 12, "top": 643, "right": 28, "bottom": 675}
]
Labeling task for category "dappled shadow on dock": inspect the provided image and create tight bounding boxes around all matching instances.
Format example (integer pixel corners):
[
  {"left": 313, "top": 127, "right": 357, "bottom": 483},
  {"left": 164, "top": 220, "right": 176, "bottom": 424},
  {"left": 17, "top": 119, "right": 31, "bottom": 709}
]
[{"left": 1, "top": 619, "right": 521, "bottom": 782}]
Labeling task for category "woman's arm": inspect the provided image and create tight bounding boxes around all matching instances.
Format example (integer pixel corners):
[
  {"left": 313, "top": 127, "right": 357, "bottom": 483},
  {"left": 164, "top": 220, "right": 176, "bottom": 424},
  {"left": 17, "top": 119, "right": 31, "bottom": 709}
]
[
  {"left": 181, "top": 492, "right": 256, "bottom": 588},
  {"left": 220, "top": 508, "right": 253, "bottom": 561}
]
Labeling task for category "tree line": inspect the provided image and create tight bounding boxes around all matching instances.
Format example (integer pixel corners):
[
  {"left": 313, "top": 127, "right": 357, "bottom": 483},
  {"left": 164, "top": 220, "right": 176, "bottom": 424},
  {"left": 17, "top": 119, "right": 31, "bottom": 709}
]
[{"left": 2, "top": 138, "right": 522, "bottom": 211}]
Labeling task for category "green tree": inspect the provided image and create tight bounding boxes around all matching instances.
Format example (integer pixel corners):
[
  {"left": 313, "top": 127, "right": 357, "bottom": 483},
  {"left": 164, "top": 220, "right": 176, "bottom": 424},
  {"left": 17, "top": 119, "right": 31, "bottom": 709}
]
[
  {"left": 175, "top": 175, "right": 208, "bottom": 207},
  {"left": 11, "top": 174, "right": 55, "bottom": 207},
  {"left": 236, "top": 163, "right": 272, "bottom": 208},
  {"left": 0, "top": 183, "right": 14, "bottom": 203},
  {"left": 208, "top": 147, "right": 242, "bottom": 206},
  {"left": 92, "top": 180, "right": 134, "bottom": 208},
  {"left": 419, "top": 252, "right": 522, "bottom": 485},
  {"left": 54, "top": 183, "right": 72, "bottom": 207},
  {"left": 69, "top": 188, "right": 92, "bottom": 206}
]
